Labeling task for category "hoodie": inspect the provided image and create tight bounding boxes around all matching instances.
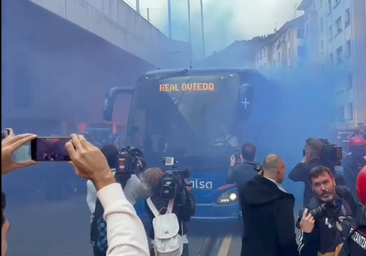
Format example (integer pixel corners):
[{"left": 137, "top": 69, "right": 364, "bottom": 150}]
[{"left": 239, "top": 175, "right": 299, "bottom": 256}]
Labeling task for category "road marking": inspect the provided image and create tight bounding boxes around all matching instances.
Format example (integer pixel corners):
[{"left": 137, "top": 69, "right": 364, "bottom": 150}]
[{"left": 218, "top": 234, "right": 232, "bottom": 256}]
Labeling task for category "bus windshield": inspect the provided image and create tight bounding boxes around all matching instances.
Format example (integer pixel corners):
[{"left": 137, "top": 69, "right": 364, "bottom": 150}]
[{"left": 128, "top": 72, "right": 242, "bottom": 158}]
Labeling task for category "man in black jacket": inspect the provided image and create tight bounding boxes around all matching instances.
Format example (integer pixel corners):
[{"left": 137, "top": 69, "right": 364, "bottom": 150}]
[
  {"left": 239, "top": 154, "right": 298, "bottom": 256},
  {"left": 289, "top": 138, "right": 324, "bottom": 207},
  {"left": 227, "top": 143, "right": 258, "bottom": 190}
]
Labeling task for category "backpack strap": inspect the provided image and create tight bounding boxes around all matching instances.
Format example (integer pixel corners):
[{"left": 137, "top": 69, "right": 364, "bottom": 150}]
[
  {"left": 147, "top": 197, "right": 160, "bottom": 217},
  {"left": 167, "top": 199, "right": 174, "bottom": 214},
  {"left": 336, "top": 185, "right": 357, "bottom": 215}
]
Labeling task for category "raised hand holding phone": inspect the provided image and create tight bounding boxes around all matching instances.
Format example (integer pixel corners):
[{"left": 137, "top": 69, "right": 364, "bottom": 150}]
[
  {"left": 65, "top": 134, "right": 114, "bottom": 190},
  {"left": 2, "top": 133, "right": 37, "bottom": 175}
]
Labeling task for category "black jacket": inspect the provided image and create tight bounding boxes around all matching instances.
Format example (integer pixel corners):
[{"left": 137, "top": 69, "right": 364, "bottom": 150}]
[
  {"left": 145, "top": 188, "right": 195, "bottom": 240},
  {"left": 289, "top": 158, "right": 323, "bottom": 207},
  {"left": 340, "top": 204, "right": 366, "bottom": 256},
  {"left": 297, "top": 186, "right": 356, "bottom": 256},
  {"left": 227, "top": 162, "right": 258, "bottom": 191},
  {"left": 239, "top": 175, "right": 298, "bottom": 256}
]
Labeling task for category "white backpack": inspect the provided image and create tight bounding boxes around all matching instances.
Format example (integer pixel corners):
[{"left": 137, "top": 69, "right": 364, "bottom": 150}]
[{"left": 146, "top": 198, "right": 183, "bottom": 256}]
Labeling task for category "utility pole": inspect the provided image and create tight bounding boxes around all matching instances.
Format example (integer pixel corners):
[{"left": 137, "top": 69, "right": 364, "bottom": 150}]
[
  {"left": 136, "top": 0, "right": 140, "bottom": 13},
  {"left": 168, "top": 0, "right": 172, "bottom": 38},
  {"left": 200, "top": 0, "right": 206, "bottom": 57},
  {"left": 187, "top": 0, "right": 191, "bottom": 45}
]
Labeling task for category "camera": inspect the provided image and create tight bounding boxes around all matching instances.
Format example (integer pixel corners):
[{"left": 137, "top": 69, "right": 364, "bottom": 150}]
[
  {"left": 115, "top": 146, "right": 143, "bottom": 175},
  {"left": 303, "top": 138, "right": 343, "bottom": 166},
  {"left": 245, "top": 162, "right": 263, "bottom": 172},
  {"left": 307, "top": 198, "right": 343, "bottom": 220},
  {"left": 160, "top": 157, "right": 191, "bottom": 200}
]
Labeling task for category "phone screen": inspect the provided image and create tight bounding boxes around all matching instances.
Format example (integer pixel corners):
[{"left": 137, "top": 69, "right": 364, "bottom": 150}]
[
  {"left": 234, "top": 150, "right": 241, "bottom": 158},
  {"left": 164, "top": 157, "right": 175, "bottom": 166},
  {"left": 31, "top": 137, "right": 71, "bottom": 161}
]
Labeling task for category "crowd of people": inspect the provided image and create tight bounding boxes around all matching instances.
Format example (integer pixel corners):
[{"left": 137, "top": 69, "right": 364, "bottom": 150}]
[
  {"left": 2, "top": 128, "right": 365, "bottom": 256},
  {"left": 229, "top": 139, "right": 366, "bottom": 256}
]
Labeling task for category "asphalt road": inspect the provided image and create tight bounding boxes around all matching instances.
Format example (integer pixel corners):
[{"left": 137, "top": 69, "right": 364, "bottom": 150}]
[{"left": 5, "top": 194, "right": 242, "bottom": 256}]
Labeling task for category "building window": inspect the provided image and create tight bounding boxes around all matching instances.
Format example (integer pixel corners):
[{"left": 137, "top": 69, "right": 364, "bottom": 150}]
[
  {"left": 347, "top": 102, "right": 354, "bottom": 120},
  {"left": 305, "top": 24, "right": 309, "bottom": 37},
  {"left": 348, "top": 73, "right": 353, "bottom": 88},
  {"left": 336, "top": 46, "right": 343, "bottom": 64},
  {"left": 335, "top": 16, "right": 343, "bottom": 35},
  {"left": 346, "top": 40, "right": 351, "bottom": 58},
  {"left": 297, "top": 29, "right": 304, "bottom": 38},
  {"left": 334, "top": 0, "right": 341, "bottom": 8},
  {"left": 345, "top": 8, "right": 350, "bottom": 27},
  {"left": 298, "top": 46, "right": 305, "bottom": 57},
  {"left": 320, "top": 17, "right": 323, "bottom": 31},
  {"left": 327, "top": 0, "right": 332, "bottom": 13},
  {"left": 320, "top": 40, "right": 324, "bottom": 53},
  {"left": 337, "top": 105, "right": 345, "bottom": 121},
  {"left": 328, "top": 26, "right": 333, "bottom": 40}
]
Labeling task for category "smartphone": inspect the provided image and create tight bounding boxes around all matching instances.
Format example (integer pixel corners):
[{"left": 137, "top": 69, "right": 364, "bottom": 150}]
[
  {"left": 234, "top": 149, "right": 241, "bottom": 158},
  {"left": 31, "top": 137, "right": 71, "bottom": 161}
]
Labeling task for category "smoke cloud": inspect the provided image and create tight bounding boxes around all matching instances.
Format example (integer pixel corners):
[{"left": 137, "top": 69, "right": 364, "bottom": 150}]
[{"left": 126, "top": 0, "right": 301, "bottom": 58}]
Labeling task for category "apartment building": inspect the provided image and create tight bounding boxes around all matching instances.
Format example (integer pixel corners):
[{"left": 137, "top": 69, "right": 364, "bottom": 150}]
[
  {"left": 255, "top": 16, "right": 305, "bottom": 75},
  {"left": 298, "top": 0, "right": 366, "bottom": 129}
]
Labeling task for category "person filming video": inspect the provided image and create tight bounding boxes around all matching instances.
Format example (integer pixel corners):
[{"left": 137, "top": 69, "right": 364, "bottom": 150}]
[
  {"left": 1, "top": 132, "right": 149, "bottom": 256},
  {"left": 289, "top": 138, "right": 345, "bottom": 207},
  {"left": 144, "top": 166, "right": 195, "bottom": 256}
]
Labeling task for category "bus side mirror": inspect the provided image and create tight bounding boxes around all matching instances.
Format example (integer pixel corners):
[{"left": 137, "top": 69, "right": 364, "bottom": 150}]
[
  {"left": 103, "top": 87, "right": 134, "bottom": 122},
  {"left": 236, "top": 83, "right": 254, "bottom": 119}
]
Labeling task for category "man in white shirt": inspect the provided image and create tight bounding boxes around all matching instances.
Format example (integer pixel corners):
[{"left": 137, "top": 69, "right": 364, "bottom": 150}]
[
  {"left": 212, "top": 124, "right": 238, "bottom": 147},
  {"left": 86, "top": 145, "right": 150, "bottom": 256},
  {"left": 67, "top": 135, "right": 149, "bottom": 256}
]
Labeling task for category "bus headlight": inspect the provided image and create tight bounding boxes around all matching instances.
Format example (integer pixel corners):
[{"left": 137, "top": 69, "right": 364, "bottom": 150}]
[{"left": 216, "top": 190, "right": 238, "bottom": 205}]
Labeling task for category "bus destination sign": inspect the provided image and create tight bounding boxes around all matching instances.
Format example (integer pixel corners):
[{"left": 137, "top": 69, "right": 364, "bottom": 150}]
[{"left": 159, "top": 83, "right": 215, "bottom": 92}]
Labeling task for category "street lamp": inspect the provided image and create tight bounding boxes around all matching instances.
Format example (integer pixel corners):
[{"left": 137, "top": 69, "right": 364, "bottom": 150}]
[{"left": 200, "top": 0, "right": 206, "bottom": 58}]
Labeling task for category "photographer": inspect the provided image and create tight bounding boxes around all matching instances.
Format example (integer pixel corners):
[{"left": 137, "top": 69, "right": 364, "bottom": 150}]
[
  {"left": 2, "top": 133, "right": 149, "bottom": 256},
  {"left": 144, "top": 167, "right": 195, "bottom": 256},
  {"left": 340, "top": 166, "right": 366, "bottom": 255},
  {"left": 297, "top": 166, "right": 357, "bottom": 256},
  {"left": 227, "top": 143, "right": 258, "bottom": 189},
  {"left": 87, "top": 144, "right": 150, "bottom": 256},
  {"left": 289, "top": 138, "right": 324, "bottom": 207}
]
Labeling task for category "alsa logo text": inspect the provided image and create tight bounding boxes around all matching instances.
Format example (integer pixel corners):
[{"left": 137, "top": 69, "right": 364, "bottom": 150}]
[{"left": 188, "top": 179, "right": 213, "bottom": 189}]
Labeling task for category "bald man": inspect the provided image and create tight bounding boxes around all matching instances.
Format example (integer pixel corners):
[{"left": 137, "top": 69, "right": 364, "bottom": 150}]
[{"left": 239, "top": 154, "right": 298, "bottom": 256}]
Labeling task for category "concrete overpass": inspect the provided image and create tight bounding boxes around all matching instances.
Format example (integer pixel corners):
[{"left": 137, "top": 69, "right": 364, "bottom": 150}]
[{"left": 1, "top": 0, "right": 190, "bottom": 133}]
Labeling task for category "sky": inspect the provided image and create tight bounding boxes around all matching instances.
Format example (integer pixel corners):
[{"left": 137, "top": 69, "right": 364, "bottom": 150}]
[{"left": 124, "top": 0, "right": 303, "bottom": 57}]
